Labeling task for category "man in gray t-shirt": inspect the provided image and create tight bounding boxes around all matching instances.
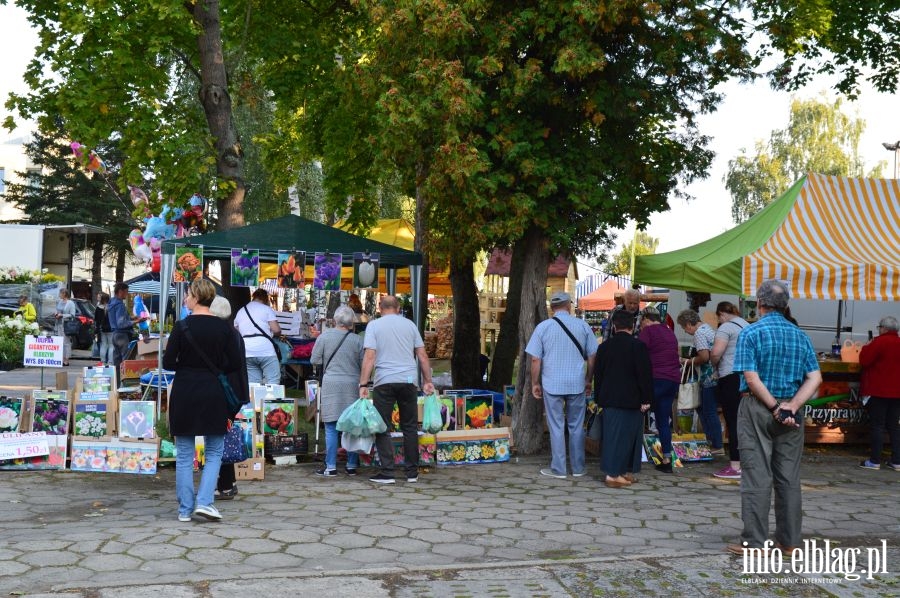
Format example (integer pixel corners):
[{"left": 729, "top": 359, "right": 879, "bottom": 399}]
[{"left": 359, "top": 296, "right": 434, "bottom": 485}]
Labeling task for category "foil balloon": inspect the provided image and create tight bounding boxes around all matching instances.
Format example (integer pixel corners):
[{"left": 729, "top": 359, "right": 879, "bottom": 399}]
[{"left": 129, "top": 186, "right": 149, "bottom": 208}]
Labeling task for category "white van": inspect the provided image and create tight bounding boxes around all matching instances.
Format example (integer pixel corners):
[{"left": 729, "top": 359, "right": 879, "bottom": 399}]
[{"left": 664, "top": 290, "right": 892, "bottom": 353}]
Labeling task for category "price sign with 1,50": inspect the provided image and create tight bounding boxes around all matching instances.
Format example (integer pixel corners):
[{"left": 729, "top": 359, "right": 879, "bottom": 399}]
[{"left": 0, "top": 432, "right": 50, "bottom": 461}]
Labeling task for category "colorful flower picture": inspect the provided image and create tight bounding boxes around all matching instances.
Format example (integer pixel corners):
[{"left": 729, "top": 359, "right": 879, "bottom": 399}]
[
  {"left": 464, "top": 395, "right": 493, "bottom": 429},
  {"left": 277, "top": 251, "right": 306, "bottom": 288},
  {"left": 263, "top": 401, "right": 295, "bottom": 435},
  {"left": 0, "top": 396, "right": 23, "bottom": 433},
  {"left": 173, "top": 245, "right": 203, "bottom": 283},
  {"left": 230, "top": 248, "right": 260, "bottom": 287},
  {"left": 353, "top": 252, "right": 379, "bottom": 290},
  {"left": 313, "top": 252, "right": 342, "bottom": 290},
  {"left": 31, "top": 392, "right": 69, "bottom": 435},
  {"left": 74, "top": 403, "right": 109, "bottom": 437},
  {"left": 119, "top": 401, "right": 156, "bottom": 439}
]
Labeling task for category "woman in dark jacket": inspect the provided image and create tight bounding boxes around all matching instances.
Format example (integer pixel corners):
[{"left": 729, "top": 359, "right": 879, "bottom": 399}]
[
  {"left": 163, "top": 279, "right": 248, "bottom": 522},
  {"left": 594, "top": 309, "right": 653, "bottom": 488}
]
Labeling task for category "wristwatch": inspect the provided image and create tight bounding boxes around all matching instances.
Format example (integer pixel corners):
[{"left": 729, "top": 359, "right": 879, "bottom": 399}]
[{"left": 359, "top": 384, "right": 368, "bottom": 388}]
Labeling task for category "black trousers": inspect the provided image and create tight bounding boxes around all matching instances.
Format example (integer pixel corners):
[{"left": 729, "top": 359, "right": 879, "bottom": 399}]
[
  {"left": 716, "top": 373, "right": 742, "bottom": 462},
  {"left": 217, "top": 464, "right": 235, "bottom": 491},
  {"left": 867, "top": 397, "right": 900, "bottom": 464},
  {"left": 373, "top": 383, "right": 419, "bottom": 478}
]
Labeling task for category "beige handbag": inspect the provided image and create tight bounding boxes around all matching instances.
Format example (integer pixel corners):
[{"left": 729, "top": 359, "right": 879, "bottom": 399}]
[{"left": 677, "top": 361, "right": 700, "bottom": 410}]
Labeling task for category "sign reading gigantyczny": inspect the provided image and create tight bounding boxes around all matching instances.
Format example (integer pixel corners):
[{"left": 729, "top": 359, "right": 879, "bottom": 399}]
[{"left": 23, "top": 335, "right": 64, "bottom": 368}]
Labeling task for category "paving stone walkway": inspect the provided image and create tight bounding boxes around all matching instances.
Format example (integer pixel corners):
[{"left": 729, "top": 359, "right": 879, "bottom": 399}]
[{"left": 1, "top": 451, "right": 898, "bottom": 596}]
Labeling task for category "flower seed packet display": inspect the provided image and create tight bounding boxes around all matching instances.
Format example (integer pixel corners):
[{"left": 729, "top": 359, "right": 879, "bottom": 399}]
[
  {"left": 353, "top": 252, "right": 379, "bottom": 290},
  {"left": 0, "top": 396, "right": 24, "bottom": 433},
  {"left": 31, "top": 391, "right": 69, "bottom": 436},
  {"left": 313, "top": 252, "right": 342, "bottom": 290},
  {"left": 230, "top": 248, "right": 260, "bottom": 287},
  {"left": 277, "top": 251, "right": 306, "bottom": 288},
  {"left": 464, "top": 395, "right": 493, "bottom": 429},
  {"left": 173, "top": 245, "right": 203, "bottom": 283},
  {"left": 118, "top": 401, "right": 156, "bottom": 439},
  {"left": 73, "top": 403, "right": 110, "bottom": 439},
  {"left": 70, "top": 439, "right": 159, "bottom": 475},
  {"left": 82, "top": 366, "right": 116, "bottom": 396}
]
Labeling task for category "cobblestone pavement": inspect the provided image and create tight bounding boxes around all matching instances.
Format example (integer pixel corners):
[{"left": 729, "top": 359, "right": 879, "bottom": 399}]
[{"left": 1, "top": 450, "right": 898, "bottom": 597}]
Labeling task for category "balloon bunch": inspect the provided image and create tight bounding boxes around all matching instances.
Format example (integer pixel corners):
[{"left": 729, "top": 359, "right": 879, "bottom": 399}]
[{"left": 70, "top": 140, "right": 208, "bottom": 273}]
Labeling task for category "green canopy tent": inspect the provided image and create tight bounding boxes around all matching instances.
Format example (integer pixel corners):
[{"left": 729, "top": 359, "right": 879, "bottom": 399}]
[
  {"left": 160, "top": 214, "right": 425, "bottom": 325},
  {"left": 633, "top": 177, "right": 803, "bottom": 294}
]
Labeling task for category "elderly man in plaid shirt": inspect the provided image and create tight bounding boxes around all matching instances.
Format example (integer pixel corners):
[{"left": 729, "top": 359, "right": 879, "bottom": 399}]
[
  {"left": 727, "top": 280, "right": 821, "bottom": 556},
  {"left": 526, "top": 291, "right": 597, "bottom": 479}
]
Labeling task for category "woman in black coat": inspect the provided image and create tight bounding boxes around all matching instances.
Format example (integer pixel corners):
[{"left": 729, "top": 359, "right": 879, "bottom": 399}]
[
  {"left": 594, "top": 309, "right": 654, "bottom": 488},
  {"left": 163, "top": 279, "right": 248, "bottom": 522}
]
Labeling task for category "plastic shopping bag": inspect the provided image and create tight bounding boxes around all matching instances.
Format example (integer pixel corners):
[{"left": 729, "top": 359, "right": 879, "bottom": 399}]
[
  {"left": 337, "top": 398, "right": 388, "bottom": 436},
  {"left": 422, "top": 393, "right": 443, "bottom": 433},
  {"left": 341, "top": 433, "right": 374, "bottom": 454}
]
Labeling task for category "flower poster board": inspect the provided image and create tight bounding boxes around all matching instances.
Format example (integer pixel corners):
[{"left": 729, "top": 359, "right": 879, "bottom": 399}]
[
  {"left": 74, "top": 402, "right": 110, "bottom": 438},
  {"left": 173, "top": 245, "right": 203, "bottom": 283},
  {"left": 313, "top": 252, "right": 342, "bottom": 290},
  {"left": 353, "top": 252, "right": 379, "bottom": 290},
  {"left": 83, "top": 366, "right": 116, "bottom": 396},
  {"left": 0, "top": 396, "right": 24, "bottom": 433},
  {"left": 118, "top": 401, "right": 156, "bottom": 439},
  {"left": 31, "top": 391, "right": 69, "bottom": 436},
  {"left": 264, "top": 399, "right": 295, "bottom": 435},
  {"left": 464, "top": 395, "right": 493, "bottom": 429},
  {"left": 277, "top": 251, "right": 306, "bottom": 288},
  {"left": 230, "top": 248, "right": 260, "bottom": 287},
  {"left": 70, "top": 439, "right": 159, "bottom": 475}
]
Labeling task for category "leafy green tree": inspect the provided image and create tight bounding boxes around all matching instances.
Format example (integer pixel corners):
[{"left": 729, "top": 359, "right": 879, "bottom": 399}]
[
  {"left": 606, "top": 232, "right": 660, "bottom": 277},
  {"left": 5, "top": 0, "right": 250, "bottom": 229},
  {"left": 247, "top": 1, "right": 755, "bottom": 452},
  {"left": 724, "top": 95, "right": 884, "bottom": 223}
]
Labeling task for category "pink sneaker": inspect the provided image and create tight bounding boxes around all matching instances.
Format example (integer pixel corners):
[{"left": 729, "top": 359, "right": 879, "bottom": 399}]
[{"left": 714, "top": 466, "right": 742, "bottom": 479}]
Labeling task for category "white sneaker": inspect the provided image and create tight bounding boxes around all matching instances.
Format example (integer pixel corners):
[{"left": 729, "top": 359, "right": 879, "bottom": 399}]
[
  {"left": 178, "top": 513, "right": 192, "bottom": 522},
  {"left": 193, "top": 505, "right": 222, "bottom": 521},
  {"left": 540, "top": 468, "right": 566, "bottom": 479}
]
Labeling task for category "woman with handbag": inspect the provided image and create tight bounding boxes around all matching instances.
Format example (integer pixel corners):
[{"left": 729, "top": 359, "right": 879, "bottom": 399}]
[
  {"left": 638, "top": 307, "right": 681, "bottom": 473},
  {"left": 676, "top": 309, "right": 724, "bottom": 455},
  {"left": 233, "top": 288, "right": 282, "bottom": 384},
  {"left": 54, "top": 288, "right": 78, "bottom": 366},
  {"left": 310, "top": 305, "right": 364, "bottom": 477},
  {"left": 163, "top": 279, "right": 248, "bottom": 522}
]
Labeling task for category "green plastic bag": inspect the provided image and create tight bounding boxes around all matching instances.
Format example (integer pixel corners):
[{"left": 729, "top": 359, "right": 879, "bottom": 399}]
[
  {"left": 422, "top": 393, "right": 443, "bottom": 433},
  {"left": 337, "top": 398, "right": 387, "bottom": 436}
]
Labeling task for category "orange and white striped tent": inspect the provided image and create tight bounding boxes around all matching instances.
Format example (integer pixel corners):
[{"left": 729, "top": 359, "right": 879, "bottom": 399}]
[{"left": 635, "top": 173, "right": 900, "bottom": 300}]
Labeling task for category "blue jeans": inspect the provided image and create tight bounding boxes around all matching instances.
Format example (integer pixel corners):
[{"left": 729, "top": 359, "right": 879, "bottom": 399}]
[
  {"left": 652, "top": 379, "right": 679, "bottom": 456},
  {"left": 543, "top": 391, "right": 586, "bottom": 476},
  {"left": 175, "top": 434, "right": 224, "bottom": 517},
  {"left": 699, "top": 385, "right": 722, "bottom": 449},
  {"left": 99, "top": 332, "right": 115, "bottom": 365},
  {"left": 324, "top": 421, "right": 360, "bottom": 471},
  {"left": 246, "top": 355, "right": 281, "bottom": 384}
]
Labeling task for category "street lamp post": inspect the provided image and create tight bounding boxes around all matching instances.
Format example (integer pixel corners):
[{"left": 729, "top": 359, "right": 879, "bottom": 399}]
[{"left": 882, "top": 141, "right": 900, "bottom": 178}]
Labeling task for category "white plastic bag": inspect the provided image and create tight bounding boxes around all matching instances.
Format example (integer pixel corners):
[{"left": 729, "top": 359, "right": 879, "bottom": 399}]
[{"left": 341, "top": 433, "right": 374, "bottom": 454}]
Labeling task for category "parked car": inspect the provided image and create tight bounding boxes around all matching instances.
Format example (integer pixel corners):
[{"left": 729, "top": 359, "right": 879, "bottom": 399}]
[{"left": 38, "top": 298, "right": 96, "bottom": 350}]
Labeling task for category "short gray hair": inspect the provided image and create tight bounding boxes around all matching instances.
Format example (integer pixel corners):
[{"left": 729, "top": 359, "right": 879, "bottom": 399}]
[
  {"left": 334, "top": 305, "right": 356, "bottom": 328},
  {"left": 756, "top": 279, "right": 790, "bottom": 311},
  {"left": 879, "top": 316, "right": 899, "bottom": 332},
  {"left": 623, "top": 288, "right": 641, "bottom": 300},
  {"left": 209, "top": 295, "right": 232, "bottom": 319},
  {"left": 676, "top": 309, "right": 701, "bottom": 327}
]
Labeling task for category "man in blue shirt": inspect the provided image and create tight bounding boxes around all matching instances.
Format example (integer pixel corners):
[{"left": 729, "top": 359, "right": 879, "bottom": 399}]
[
  {"left": 526, "top": 291, "right": 597, "bottom": 479},
  {"left": 106, "top": 282, "right": 144, "bottom": 367},
  {"left": 727, "top": 280, "right": 821, "bottom": 556}
]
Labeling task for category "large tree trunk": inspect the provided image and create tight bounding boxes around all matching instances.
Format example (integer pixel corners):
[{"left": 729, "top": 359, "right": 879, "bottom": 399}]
[
  {"left": 414, "top": 163, "right": 429, "bottom": 335},
  {"left": 512, "top": 225, "right": 550, "bottom": 455},
  {"left": 487, "top": 237, "right": 526, "bottom": 391},
  {"left": 90, "top": 237, "right": 104, "bottom": 297},
  {"left": 193, "top": 0, "right": 245, "bottom": 231},
  {"left": 449, "top": 257, "right": 482, "bottom": 389}
]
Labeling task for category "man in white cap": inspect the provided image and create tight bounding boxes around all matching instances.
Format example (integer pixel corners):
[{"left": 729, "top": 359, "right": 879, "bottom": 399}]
[{"left": 525, "top": 291, "right": 597, "bottom": 478}]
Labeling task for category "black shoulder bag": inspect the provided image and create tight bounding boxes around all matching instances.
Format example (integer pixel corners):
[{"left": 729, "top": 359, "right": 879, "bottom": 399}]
[
  {"left": 180, "top": 320, "right": 244, "bottom": 416},
  {"left": 553, "top": 317, "right": 587, "bottom": 361}
]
